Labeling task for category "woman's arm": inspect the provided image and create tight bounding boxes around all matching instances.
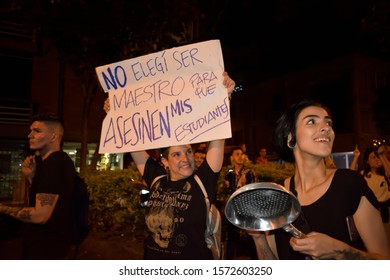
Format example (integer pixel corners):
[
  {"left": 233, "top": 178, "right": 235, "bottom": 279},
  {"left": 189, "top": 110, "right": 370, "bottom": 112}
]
[
  {"left": 204, "top": 71, "right": 235, "bottom": 173},
  {"left": 352, "top": 196, "right": 390, "bottom": 259},
  {"left": 206, "top": 139, "right": 225, "bottom": 173},
  {"left": 247, "top": 231, "right": 278, "bottom": 260},
  {"left": 349, "top": 145, "right": 360, "bottom": 171},
  {"left": 130, "top": 151, "right": 150, "bottom": 176},
  {"left": 289, "top": 196, "right": 390, "bottom": 259}
]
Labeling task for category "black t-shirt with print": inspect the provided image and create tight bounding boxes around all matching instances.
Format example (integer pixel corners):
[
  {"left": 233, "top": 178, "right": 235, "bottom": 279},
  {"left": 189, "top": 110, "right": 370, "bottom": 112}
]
[{"left": 143, "top": 157, "right": 219, "bottom": 260}]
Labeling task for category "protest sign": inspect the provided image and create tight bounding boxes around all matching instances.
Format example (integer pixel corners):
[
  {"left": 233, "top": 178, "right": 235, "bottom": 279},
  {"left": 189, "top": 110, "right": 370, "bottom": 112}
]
[{"left": 95, "top": 39, "right": 231, "bottom": 153}]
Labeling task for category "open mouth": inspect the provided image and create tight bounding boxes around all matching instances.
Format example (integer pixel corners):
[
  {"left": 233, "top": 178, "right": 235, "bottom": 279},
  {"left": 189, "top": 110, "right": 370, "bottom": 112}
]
[{"left": 314, "top": 137, "right": 331, "bottom": 143}]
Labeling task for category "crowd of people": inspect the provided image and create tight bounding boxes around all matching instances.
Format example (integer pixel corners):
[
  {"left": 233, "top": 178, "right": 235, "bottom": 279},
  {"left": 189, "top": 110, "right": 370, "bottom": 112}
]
[{"left": 1, "top": 70, "right": 390, "bottom": 260}]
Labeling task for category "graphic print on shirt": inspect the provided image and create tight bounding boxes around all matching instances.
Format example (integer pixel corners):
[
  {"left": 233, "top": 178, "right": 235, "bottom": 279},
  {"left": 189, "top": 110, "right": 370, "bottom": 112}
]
[{"left": 145, "top": 179, "right": 193, "bottom": 249}]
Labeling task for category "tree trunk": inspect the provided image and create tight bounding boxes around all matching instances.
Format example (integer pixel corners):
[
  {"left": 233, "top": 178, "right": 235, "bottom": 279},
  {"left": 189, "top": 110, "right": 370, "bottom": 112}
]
[
  {"left": 79, "top": 73, "right": 97, "bottom": 173},
  {"left": 90, "top": 141, "right": 101, "bottom": 170},
  {"left": 80, "top": 87, "right": 90, "bottom": 173}
]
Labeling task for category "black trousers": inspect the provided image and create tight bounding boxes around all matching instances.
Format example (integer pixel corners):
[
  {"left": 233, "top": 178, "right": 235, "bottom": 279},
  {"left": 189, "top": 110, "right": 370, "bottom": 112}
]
[{"left": 22, "top": 238, "right": 70, "bottom": 260}]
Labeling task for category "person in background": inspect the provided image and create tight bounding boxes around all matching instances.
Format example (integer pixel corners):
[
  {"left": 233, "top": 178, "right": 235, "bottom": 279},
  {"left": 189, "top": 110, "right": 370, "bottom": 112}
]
[
  {"left": 225, "top": 146, "right": 257, "bottom": 195},
  {"left": 255, "top": 148, "right": 268, "bottom": 165},
  {"left": 324, "top": 156, "right": 337, "bottom": 169},
  {"left": 381, "top": 144, "right": 390, "bottom": 160},
  {"left": 104, "top": 71, "right": 235, "bottom": 259},
  {"left": 349, "top": 145, "right": 360, "bottom": 171},
  {"left": 325, "top": 145, "right": 360, "bottom": 170},
  {"left": 376, "top": 143, "right": 390, "bottom": 245},
  {"left": 197, "top": 142, "right": 208, "bottom": 151},
  {"left": 0, "top": 113, "right": 76, "bottom": 259},
  {"left": 361, "top": 147, "right": 390, "bottom": 224},
  {"left": 194, "top": 148, "right": 207, "bottom": 171},
  {"left": 249, "top": 100, "right": 390, "bottom": 260},
  {"left": 224, "top": 145, "right": 257, "bottom": 259},
  {"left": 378, "top": 144, "right": 390, "bottom": 172},
  {"left": 147, "top": 149, "right": 162, "bottom": 163}
]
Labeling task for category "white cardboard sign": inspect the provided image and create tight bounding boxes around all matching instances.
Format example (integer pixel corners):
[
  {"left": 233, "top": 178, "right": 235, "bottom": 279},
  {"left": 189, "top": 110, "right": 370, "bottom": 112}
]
[{"left": 95, "top": 40, "right": 231, "bottom": 153}]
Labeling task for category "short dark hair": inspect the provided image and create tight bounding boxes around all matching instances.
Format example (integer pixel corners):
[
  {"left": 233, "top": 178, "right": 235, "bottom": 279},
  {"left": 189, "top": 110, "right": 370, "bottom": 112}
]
[
  {"left": 31, "top": 113, "right": 65, "bottom": 148},
  {"left": 230, "top": 145, "right": 244, "bottom": 156},
  {"left": 160, "top": 147, "right": 170, "bottom": 159},
  {"left": 273, "top": 100, "right": 332, "bottom": 162},
  {"left": 160, "top": 145, "right": 195, "bottom": 159},
  {"left": 194, "top": 148, "right": 206, "bottom": 155},
  {"left": 31, "top": 112, "right": 64, "bottom": 129}
]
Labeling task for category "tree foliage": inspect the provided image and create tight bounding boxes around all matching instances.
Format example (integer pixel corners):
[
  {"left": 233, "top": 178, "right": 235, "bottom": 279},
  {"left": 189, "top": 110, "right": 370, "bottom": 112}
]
[
  {"left": 83, "top": 161, "right": 294, "bottom": 232},
  {"left": 2, "top": 0, "right": 390, "bottom": 167},
  {"left": 3, "top": 0, "right": 204, "bottom": 171},
  {"left": 83, "top": 163, "right": 145, "bottom": 232}
]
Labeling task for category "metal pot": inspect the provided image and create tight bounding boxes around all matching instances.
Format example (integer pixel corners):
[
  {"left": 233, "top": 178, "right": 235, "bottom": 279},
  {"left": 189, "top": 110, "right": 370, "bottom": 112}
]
[{"left": 224, "top": 182, "right": 305, "bottom": 238}]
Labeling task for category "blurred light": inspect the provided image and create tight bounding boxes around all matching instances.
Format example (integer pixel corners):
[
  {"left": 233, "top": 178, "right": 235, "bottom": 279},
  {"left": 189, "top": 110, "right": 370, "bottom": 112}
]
[
  {"left": 372, "top": 139, "right": 386, "bottom": 148},
  {"left": 233, "top": 84, "right": 243, "bottom": 94}
]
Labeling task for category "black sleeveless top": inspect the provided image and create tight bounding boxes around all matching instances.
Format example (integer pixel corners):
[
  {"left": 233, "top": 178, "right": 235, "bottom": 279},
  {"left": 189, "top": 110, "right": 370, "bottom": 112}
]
[{"left": 274, "top": 169, "right": 379, "bottom": 259}]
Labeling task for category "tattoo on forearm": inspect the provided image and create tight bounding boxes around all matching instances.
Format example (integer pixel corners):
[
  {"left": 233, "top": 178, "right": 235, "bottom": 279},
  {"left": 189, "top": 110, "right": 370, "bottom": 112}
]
[
  {"left": 335, "top": 249, "right": 369, "bottom": 260},
  {"left": 0, "top": 206, "right": 23, "bottom": 217},
  {"left": 258, "top": 243, "right": 277, "bottom": 260},
  {"left": 18, "top": 209, "right": 32, "bottom": 221},
  {"left": 252, "top": 234, "right": 277, "bottom": 260},
  {"left": 37, "top": 193, "right": 56, "bottom": 207}
]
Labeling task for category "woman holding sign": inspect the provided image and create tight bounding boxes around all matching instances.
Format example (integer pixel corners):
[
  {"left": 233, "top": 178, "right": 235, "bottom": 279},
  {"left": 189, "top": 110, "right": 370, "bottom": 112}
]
[{"left": 104, "top": 72, "right": 235, "bottom": 259}]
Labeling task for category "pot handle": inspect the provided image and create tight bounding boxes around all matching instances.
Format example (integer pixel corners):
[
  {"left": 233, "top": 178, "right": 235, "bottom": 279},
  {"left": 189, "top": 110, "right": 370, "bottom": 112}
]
[{"left": 283, "top": 224, "right": 306, "bottom": 238}]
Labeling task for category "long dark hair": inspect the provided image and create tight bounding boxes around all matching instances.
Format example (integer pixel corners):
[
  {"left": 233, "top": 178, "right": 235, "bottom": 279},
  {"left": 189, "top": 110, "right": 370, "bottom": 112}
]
[
  {"left": 362, "top": 147, "right": 386, "bottom": 177},
  {"left": 272, "top": 100, "right": 332, "bottom": 162}
]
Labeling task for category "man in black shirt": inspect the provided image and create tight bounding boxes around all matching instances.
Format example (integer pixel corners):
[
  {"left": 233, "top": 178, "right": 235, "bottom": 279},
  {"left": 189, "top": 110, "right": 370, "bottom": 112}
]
[
  {"left": 0, "top": 113, "right": 76, "bottom": 259},
  {"left": 224, "top": 145, "right": 257, "bottom": 259}
]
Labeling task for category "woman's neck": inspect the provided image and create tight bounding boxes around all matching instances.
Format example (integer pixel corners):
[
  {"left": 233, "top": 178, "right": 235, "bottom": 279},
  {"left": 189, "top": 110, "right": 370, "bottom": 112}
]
[{"left": 294, "top": 157, "right": 330, "bottom": 192}]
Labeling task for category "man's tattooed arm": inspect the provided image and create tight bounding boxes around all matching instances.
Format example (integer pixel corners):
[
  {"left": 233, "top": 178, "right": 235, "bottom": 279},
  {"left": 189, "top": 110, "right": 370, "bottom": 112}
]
[
  {"left": 0, "top": 204, "right": 34, "bottom": 222},
  {"left": 0, "top": 204, "right": 23, "bottom": 218},
  {"left": 0, "top": 193, "right": 58, "bottom": 224},
  {"left": 37, "top": 193, "right": 56, "bottom": 207},
  {"left": 18, "top": 209, "right": 33, "bottom": 221}
]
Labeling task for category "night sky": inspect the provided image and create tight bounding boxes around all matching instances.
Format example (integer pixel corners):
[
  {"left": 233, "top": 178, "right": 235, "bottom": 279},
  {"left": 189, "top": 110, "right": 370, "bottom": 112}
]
[
  {"left": 1, "top": 0, "right": 389, "bottom": 101},
  {"left": 212, "top": 0, "right": 388, "bottom": 82}
]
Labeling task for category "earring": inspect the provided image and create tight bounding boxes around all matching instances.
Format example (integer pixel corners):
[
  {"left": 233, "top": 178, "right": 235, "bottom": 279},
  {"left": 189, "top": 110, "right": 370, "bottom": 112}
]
[{"left": 287, "top": 134, "right": 295, "bottom": 149}]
